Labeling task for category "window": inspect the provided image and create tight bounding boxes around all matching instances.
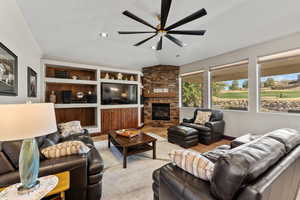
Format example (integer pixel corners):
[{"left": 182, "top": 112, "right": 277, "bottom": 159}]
[
  {"left": 259, "top": 49, "right": 300, "bottom": 113},
  {"left": 210, "top": 60, "right": 249, "bottom": 111},
  {"left": 181, "top": 72, "right": 204, "bottom": 107}
]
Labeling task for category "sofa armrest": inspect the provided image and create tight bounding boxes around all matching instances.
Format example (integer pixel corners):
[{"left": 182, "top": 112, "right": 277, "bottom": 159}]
[
  {"left": 155, "top": 163, "right": 216, "bottom": 200},
  {"left": 205, "top": 120, "right": 225, "bottom": 134},
  {"left": 183, "top": 118, "right": 194, "bottom": 123}
]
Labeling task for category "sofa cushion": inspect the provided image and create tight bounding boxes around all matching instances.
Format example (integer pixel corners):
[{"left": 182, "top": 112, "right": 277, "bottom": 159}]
[
  {"left": 266, "top": 128, "right": 300, "bottom": 152},
  {"left": 181, "top": 123, "right": 211, "bottom": 133},
  {"left": 169, "top": 150, "right": 215, "bottom": 181},
  {"left": 1, "top": 141, "right": 22, "bottom": 169},
  {"left": 202, "top": 145, "right": 231, "bottom": 163},
  {"left": 211, "top": 136, "right": 286, "bottom": 200},
  {"left": 0, "top": 152, "right": 15, "bottom": 175},
  {"left": 46, "top": 132, "right": 61, "bottom": 144},
  {"left": 41, "top": 141, "right": 90, "bottom": 159}
]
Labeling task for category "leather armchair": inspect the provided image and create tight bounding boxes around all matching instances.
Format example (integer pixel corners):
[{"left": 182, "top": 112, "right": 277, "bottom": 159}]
[
  {"left": 0, "top": 130, "right": 103, "bottom": 200},
  {"left": 181, "top": 108, "right": 225, "bottom": 144}
]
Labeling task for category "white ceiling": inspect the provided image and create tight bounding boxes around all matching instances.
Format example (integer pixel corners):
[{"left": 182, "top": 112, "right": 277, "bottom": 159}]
[{"left": 16, "top": 0, "right": 300, "bottom": 70}]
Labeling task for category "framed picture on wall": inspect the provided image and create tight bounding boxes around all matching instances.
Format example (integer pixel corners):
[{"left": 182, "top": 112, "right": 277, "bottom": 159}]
[
  {"left": 0, "top": 42, "right": 18, "bottom": 96},
  {"left": 27, "top": 67, "right": 37, "bottom": 97}
]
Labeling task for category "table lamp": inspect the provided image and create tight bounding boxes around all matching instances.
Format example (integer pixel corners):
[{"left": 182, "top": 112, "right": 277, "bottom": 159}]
[{"left": 0, "top": 103, "right": 57, "bottom": 194}]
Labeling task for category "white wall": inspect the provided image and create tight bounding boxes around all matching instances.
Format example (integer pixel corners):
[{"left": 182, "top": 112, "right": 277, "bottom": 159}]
[
  {"left": 0, "top": 0, "right": 42, "bottom": 104},
  {"left": 180, "top": 32, "right": 300, "bottom": 137}
]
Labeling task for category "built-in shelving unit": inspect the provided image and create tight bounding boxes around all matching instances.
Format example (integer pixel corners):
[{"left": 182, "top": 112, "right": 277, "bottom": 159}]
[{"left": 41, "top": 59, "right": 143, "bottom": 134}]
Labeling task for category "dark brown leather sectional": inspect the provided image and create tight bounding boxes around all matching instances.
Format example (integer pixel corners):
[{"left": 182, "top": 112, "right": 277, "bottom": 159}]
[
  {"left": 153, "top": 129, "right": 300, "bottom": 200},
  {"left": 0, "top": 130, "right": 104, "bottom": 200}
]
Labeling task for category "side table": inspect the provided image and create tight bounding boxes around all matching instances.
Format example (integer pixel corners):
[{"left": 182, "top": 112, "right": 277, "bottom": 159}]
[{"left": 0, "top": 171, "right": 70, "bottom": 200}]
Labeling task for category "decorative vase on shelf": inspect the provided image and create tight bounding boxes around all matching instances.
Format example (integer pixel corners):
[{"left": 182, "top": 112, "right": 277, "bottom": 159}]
[
  {"left": 117, "top": 73, "right": 123, "bottom": 80},
  {"left": 49, "top": 91, "right": 56, "bottom": 104},
  {"left": 104, "top": 73, "right": 110, "bottom": 79},
  {"left": 130, "top": 75, "right": 135, "bottom": 81}
]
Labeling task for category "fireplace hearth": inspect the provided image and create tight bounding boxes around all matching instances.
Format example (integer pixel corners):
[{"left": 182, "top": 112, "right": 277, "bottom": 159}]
[{"left": 152, "top": 103, "right": 170, "bottom": 121}]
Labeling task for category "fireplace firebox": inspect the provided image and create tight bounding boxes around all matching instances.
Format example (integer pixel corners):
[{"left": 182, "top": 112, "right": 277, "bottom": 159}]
[{"left": 152, "top": 103, "right": 170, "bottom": 120}]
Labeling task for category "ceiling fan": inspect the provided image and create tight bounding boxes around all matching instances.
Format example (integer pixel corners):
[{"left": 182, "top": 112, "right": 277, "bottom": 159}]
[{"left": 118, "top": 0, "right": 207, "bottom": 50}]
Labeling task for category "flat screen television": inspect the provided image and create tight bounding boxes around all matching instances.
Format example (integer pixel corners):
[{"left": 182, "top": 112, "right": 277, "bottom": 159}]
[{"left": 101, "top": 83, "right": 138, "bottom": 105}]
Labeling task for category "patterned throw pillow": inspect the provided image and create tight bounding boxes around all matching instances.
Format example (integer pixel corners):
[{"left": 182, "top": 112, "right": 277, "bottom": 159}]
[
  {"left": 169, "top": 149, "right": 215, "bottom": 181},
  {"left": 194, "top": 111, "right": 211, "bottom": 124},
  {"left": 41, "top": 141, "right": 90, "bottom": 159},
  {"left": 58, "top": 121, "right": 84, "bottom": 137}
]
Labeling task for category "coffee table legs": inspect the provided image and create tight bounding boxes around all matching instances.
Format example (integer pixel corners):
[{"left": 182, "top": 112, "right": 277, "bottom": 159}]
[
  {"left": 108, "top": 134, "right": 111, "bottom": 148},
  {"left": 153, "top": 141, "right": 156, "bottom": 160},
  {"left": 123, "top": 147, "right": 128, "bottom": 168}
]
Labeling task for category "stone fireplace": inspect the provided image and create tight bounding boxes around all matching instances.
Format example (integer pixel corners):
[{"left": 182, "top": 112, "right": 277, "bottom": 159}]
[
  {"left": 142, "top": 65, "right": 180, "bottom": 127},
  {"left": 152, "top": 103, "right": 171, "bottom": 121}
]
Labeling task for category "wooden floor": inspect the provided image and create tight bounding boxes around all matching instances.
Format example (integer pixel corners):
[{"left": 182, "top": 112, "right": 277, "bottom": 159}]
[{"left": 93, "top": 126, "right": 231, "bottom": 153}]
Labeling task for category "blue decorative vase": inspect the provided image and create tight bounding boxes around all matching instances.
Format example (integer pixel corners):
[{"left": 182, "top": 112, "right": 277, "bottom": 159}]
[{"left": 18, "top": 138, "right": 40, "bottom": 192}]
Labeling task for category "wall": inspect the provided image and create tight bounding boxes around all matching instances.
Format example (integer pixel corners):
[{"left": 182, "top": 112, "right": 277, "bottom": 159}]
[
  {"left": 0, "top": 0, "right": 42, "bottom": 104},
  {"left": 180, "top": 32, "right": 300, "bottom": 137}
]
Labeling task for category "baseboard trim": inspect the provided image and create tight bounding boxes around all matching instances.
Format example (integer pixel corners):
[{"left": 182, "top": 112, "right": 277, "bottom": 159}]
[{"left": 223, "top": 135, "right": 236, "bottom": 140}]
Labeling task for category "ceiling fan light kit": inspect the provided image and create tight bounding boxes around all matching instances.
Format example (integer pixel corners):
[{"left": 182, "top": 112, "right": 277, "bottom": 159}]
[{"left": 118, "top": 0, "right": 207, "bottom": 50}]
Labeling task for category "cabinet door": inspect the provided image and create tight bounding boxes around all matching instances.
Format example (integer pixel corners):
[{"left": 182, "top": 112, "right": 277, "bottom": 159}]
[
  {"left": 111, "top": 109, "right": 122, "bottom": 130},
  {"left": 101, "top": 109, "right": 112, "bottom": 133}
]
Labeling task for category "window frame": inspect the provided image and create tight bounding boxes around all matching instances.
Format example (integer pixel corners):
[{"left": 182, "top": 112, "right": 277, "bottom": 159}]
[
  {"left": 180, "top": 71, "right": 205, "bottom": 108},
  {"left": 257, "top": 50, "right": 300, "bottom": 114},
  {"left": 209, "top": 60, "right": 250, "bottom": 111}
]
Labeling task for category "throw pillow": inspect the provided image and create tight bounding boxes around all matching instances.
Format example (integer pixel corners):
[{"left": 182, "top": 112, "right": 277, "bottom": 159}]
[
  {"left": 194, "top": 111, "right": 211, "bottom": 125},
  {"left": 169, "top": 149, "right": 215, "bottom": 181},
  {"left": 58, "top": 121, "right": 84, "bottom": 138},
  {"left": 41, "top": 141, "right": 90, "bottom": 159}
]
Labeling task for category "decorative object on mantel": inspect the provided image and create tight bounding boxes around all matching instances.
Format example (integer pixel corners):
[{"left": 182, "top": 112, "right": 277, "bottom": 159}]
[
  {"left": 104, "top": 73, "right": 110, "bottom": 79},
  {"left": 130, "top": 75, "right": 135, "bottom": 81},
  {"left": 153, "top": 88, "right": 169, "bottom": 93},
  {"left": 50, "top": 90, "right": 57, "bottom": 103},
  {"left": 72, "top": 75, "right": 78, "bottom": 80},
  {"left": 0, "top": 42, "right": 18, "bottom": 96},
  {"left": 0, "top": 175, "right": 58, "bottom": 200},
  {"left": 117, "top": 73, "right": 123, "bottom": 80},
  {"left": 76, "top": 92, "right": 84, "bottom": 99},
  {"left": 27, "top": 67, "right": 37, "bottom": 98},
  {"left": 0, "top": 103, "right": 57, "bottom": 195}
]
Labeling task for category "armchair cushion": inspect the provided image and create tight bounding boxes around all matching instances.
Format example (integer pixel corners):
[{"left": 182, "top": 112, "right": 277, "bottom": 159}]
[
  {"left": 205, "top": 120, "right": 225, "bottom": 134},
  {"left": 194, "top": 111, "right": 211, "bottom": 125},
  {"left": 180, "top": 123, "right": 211, "bottom": 132}
]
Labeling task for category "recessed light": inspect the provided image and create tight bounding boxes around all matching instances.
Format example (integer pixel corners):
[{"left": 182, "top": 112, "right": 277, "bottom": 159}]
[
  {"left": 183, "top": 43, "right": 187, "bottom": 47},
  {"left": 151, "top": 46, "right": 156, "bottom": 50},
  {"left": 100, "top": 32, "right": 108, "bottom": 38}
]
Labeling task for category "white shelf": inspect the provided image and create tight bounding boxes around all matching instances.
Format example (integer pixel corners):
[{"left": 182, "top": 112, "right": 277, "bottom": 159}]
[
  {"left": 54, "top": 103, "right": 98, "bottom": 109},
  {"left": 45, "top": 77, "right": 98, "bottom": 85},
  {"left": 100, "top": 79, "right": 139, "bottom": 85},
  {"left": 100, "top": 104, "right": 140, "bottom": 109}
]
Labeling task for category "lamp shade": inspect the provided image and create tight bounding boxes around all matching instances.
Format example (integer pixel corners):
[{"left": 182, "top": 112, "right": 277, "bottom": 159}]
[{"left": 0, "top": 103, "right": 57, "bottom": 141}]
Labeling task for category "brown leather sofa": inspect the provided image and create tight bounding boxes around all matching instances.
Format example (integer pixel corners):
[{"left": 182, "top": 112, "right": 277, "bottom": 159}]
[
  {"left": 0, "top": 130, "right": 104, "bottom": 200},
  {"left": 153, "top": 129, "right": 300, "bottom": 200}
]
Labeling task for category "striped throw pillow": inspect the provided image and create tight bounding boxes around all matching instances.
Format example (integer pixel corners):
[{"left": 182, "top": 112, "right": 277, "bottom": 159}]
[
  {"left": 41, "top": 141, "right": 90, "bottom": 159},
  {"left": 169, "top": 150, "right": 215, "bottom": 181}
]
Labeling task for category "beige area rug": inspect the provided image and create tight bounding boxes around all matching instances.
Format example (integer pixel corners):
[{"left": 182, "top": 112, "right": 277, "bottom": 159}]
[{"left": 94, "top": 133, "right": 184, "bottom": 200}]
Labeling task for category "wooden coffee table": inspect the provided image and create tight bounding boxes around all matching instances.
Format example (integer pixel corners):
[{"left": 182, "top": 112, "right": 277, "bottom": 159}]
[{"left": 108, "top": 131, "right": 157, "bottom": 168}]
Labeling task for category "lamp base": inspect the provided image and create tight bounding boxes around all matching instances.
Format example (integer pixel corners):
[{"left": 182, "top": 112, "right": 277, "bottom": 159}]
[{"left": 17, "top": 180, "right": 40, "bottom": 195}]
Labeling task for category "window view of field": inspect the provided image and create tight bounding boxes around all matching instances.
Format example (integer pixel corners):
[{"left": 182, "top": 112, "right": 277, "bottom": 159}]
[
  {"left": 260, "top": 73, "right": 300, "bottom": 113},
  {"left": 212, "top": 79, "right": 249, "bottom": 110}
]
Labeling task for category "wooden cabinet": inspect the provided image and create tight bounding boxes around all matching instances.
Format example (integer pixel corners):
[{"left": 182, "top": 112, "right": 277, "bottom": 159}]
[{"left": 101, "top": 108, "right": 138, "bottom": 133}]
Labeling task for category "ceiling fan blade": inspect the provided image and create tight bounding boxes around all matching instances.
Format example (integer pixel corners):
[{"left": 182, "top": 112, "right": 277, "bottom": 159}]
[
  {"left": 134, "top": 34, "right": 158, "bottom": 46},
  {"left": 165, "top": 8, "right": 207, "bottom": 31},
  {"left": 161, "top": 0, "right": 172, "bottom": 29},
  {"left": 165, "top": 34, "right": 184, "bottom": 47},
  {"left": 119, "top": 31, "right": 157, "bottom": 34},
  {"left": 123, "top": 11, "right": 158, "bottom": 30},
  {"left": 156, "top": 36, "right": 163, "bottom": 50},
  {"left": 168, "top": 30, "right": 206, "bottom": 35}
]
